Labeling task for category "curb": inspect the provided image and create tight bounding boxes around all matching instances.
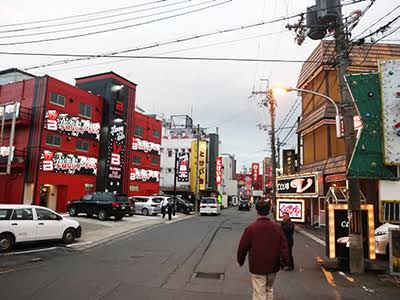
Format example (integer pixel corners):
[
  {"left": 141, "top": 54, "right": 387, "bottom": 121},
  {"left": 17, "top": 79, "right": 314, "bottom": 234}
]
[{"left": 295, "top": 227, "right": 326, "bottom": 247}]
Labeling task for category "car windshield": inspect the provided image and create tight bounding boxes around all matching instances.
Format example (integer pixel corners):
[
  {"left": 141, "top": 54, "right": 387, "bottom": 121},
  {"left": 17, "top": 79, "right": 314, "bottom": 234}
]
[
  {"left": 152, "top": 198, "right": 161, "bottom": 203},
  {"left": 201, "top": 198, "right": 216, "bottom": 204},
  {"left": 116, "top": 196, "right": 129, "bottom": 202}
]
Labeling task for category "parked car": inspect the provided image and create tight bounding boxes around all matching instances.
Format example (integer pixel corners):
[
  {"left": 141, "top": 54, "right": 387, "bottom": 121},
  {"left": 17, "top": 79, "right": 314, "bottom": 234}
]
[
  {"left": 0, "top": 204, "right": 81, "bottom": 252},
  {"left": 375, "top": 222, "right": 400, "bottom": 256},
  {"left": 175, "top": 196, "right": 193, "bottom": 214},
  {"left": 130, "top": 196, "right": 162, "bottom": 216},
  {"left": 238, "top": 200, "right": 251, "bottom": 211},
  {"left": 200, "top": 197, "right": 221, "bottom": 216},
  {"left": 67, "top": 192, "right": 131, "bottom": 221}
]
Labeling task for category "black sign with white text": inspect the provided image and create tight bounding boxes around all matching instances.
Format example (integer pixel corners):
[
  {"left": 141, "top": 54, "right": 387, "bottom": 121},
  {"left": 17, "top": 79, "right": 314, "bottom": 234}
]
[{"left": 276, "top": 174, "right": 317, "bottom": 197}]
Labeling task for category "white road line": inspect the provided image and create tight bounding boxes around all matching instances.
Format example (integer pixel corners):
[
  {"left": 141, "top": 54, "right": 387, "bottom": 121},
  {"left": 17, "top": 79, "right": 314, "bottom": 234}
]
[
  {"left": 66, "top": 241, "right": 93, "bottom": 248},
  {"left": 296, "top": 228, "right": 326, "bottom": 246},
  {"left": 1, "top": 246, "right": 59, "bottom": 256}
]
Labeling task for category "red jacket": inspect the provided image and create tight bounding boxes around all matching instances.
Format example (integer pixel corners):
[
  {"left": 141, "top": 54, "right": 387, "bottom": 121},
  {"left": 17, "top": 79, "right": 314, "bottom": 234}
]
[{"left": 237, "top": 217, "right": 289, "bottom": 275}]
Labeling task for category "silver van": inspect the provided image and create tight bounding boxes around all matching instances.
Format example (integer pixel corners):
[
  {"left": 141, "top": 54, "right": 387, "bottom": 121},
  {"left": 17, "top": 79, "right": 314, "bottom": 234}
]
[{"left": 130, "top": 196, "right": 162, "bottom": 216}]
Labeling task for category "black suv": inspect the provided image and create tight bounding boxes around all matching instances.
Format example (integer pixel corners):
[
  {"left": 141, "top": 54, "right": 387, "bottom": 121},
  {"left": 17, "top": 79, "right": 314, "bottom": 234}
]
[
  {"left": 175, "top": 197, "right": 193, "bottom": 214},
  {"left": 238, "top": 200, "right": 251, "bottom": 211},
  {"left": 67, "top": 192, "right": 131, "bottom": 221}
]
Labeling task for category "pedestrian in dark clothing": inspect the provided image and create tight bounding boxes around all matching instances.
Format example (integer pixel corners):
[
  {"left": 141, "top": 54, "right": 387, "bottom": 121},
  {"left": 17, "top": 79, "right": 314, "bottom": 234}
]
[
  {"left": 237, "top": 199, "right": 289, "bottom": 300},
  {"left": 281, "top": 212, "right": 295, "bottom": 271},
  {"left": 167, "top": 201, "right": 173, "bottom": 221}
]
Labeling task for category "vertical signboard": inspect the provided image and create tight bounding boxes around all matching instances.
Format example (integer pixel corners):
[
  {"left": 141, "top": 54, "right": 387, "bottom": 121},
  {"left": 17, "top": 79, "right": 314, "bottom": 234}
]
[
  {"left": 189, "top": 141, "right": 207, "bottom": 192},
  {"left": 216, "top": 156, "right": 222, "bottom": 185},
  {"left": 380, "top": 59, "right": 400, "bottom": 165},
  {"left": 389, "top": 229, "right": 400, "bottom": 275},
  {"left": 177, "top": 152, "right": 190, "bottom": 182},
  {"left": 105, "top": 121, "right": 126, "bottom": 193},
  {"left": 282, "top": 150, "right": 296, "bottom": 175},
  {"left": 251, "top": 163, "right": 259, "bottom": 183}
]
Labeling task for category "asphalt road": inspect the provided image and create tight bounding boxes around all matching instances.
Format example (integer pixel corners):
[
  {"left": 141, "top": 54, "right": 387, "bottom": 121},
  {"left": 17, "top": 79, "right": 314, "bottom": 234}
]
[{"left": 0, "top": 208, "right": 398, "bottom": 299}]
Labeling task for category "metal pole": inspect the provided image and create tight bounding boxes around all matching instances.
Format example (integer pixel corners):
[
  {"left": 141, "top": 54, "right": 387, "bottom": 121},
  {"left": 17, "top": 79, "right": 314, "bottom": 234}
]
[
  {"left": 277, "top": 137, "right": 281, "bottom": 169},
  {"left": 173, "top": 150, "right": 177, "bottom": 216},
  {"left": 195, "top": 124, "right": 200, "bottom": 212},
  {"left": 297, "top": 116, "right": 301, "bottom": 172},
  {"left": 268, "top": 90, "right": 277, "bottom": 209},
  {"left": 334, "top": 0, "right": 364, "bottom": 273}
]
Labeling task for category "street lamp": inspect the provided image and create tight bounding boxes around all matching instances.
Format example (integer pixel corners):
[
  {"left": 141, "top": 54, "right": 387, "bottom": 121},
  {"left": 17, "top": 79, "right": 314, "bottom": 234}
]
[{"left": 272, "top": 87, "right": 342, "bottom": 139}]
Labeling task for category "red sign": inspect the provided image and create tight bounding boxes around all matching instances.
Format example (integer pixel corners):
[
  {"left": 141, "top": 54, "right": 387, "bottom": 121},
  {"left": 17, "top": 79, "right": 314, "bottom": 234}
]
[
  {"left": 216, "top": 156, "right": 222, "bottom": 185},
  {"left": 251, "top": 163, "right": 259, "bottom": 182}
]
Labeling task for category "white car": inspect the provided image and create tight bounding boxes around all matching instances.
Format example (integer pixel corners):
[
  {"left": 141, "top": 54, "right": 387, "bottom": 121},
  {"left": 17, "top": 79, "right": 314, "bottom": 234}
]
[
  {"left": 0, "top": 204, "right": 81, "bottom": 252},
  {"left": 200, "top": 197, "right": 221, "bottom": 216},
  {"left": 375, "top": 222, "right": 399, "bottom": 256}
]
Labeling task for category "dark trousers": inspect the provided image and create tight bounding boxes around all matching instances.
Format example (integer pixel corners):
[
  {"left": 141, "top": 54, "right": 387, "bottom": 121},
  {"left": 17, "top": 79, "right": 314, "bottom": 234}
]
[
  {"left": 161, "top": 206, "right": 166, "bottom": 218},
  {"left": 288, "top": 242, "right": 294, "bottom": 269},
  {"left": 167, "top": 207, "right": 172, "bottom": 220}
]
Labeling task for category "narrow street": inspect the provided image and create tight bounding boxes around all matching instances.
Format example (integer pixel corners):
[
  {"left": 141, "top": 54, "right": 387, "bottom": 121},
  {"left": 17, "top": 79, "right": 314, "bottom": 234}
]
[{"left": 0, "top": 208, "right": 397, "bottom": 299}]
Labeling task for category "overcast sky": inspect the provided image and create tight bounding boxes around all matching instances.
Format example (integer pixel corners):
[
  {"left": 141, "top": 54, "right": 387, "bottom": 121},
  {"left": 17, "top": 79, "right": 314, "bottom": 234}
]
[{"left": 1, "top": 0, "right": 399, "bottom": 171}]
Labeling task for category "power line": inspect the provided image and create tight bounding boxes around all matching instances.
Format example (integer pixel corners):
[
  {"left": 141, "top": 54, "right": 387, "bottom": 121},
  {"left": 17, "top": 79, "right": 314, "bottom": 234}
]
[
  {"left": 276, "top": 97, "right": 300, "bottom": 134},
  {"left": 0, "top": 0, "right": 232, "bottom": 46},
  {"left": 0, "top": 0, "right": 207, "bottom": 39},
  {"left": 0, "top": 0, "right": 169, "bottom": 28}
]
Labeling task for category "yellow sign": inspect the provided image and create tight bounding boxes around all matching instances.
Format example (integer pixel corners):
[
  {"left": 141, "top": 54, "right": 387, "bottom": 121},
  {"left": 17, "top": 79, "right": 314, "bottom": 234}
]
[{"left": 190, "top": 140, "right": 207, "bottom": 192}]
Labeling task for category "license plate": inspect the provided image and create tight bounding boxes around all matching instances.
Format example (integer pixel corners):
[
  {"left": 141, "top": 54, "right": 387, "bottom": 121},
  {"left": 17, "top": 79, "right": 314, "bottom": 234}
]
[{"left": 121, "top": 206, "right": 125, "bottom": 209}]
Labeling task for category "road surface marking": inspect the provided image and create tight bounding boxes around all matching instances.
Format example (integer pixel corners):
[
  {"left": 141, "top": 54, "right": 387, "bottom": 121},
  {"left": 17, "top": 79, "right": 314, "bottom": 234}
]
[
  {"left": 316, "top": 256, "right": 336, "bottom": 287},
  {"left": 0, "top": 246, "right": 58, "bottom": 256},
  {"left": 338, "top": 271, "right": 355, "bottom": 283},
  {"left": 297, "top": 228, "right": 326, "bottom": 246},
  {"left": 66, "top": 241, "right": 93, "bottom": 247}
]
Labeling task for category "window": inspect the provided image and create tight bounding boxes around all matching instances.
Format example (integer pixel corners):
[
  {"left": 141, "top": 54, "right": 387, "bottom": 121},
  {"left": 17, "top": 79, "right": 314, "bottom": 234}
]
[
  {"left": 79, "top": 103, "right": 92, "bottom": 118},
  {"left": 134, "top": 126, "right": 143, "bottom": 137},
  {"left": 133, "top": 155, "right": 141, "bottom": 164},
  {"left": 85, "top": 183, "right": 94, "bottom": 191},
  {"left": 11, "top": 208, "right": 33, "bottom": 220},
  {"left": 76, "top": 140, "right": 89, "bottom": 151},
  {"left": 50, "top": 93, "right": 65, "bottom": 107},
  {"left": 151, "top": 157, "right": 159, "bottom": 165},
  {"left": 129, "top": 185, "right": 140, "bottom": 192},
  {"left": 0, "top": 209, "right": 12, "bottom": 220},
  {"left": 201, "top": 198, "right": 217, "bottom": 204},
  {"left": 167, "top": 149, "right": 173, "bottom": 157},
  {"left": 152, "top": 130, "right": 160, "bottom": 138},
  {"left": 46, "top": 133, "right": 61, "bottom": 147},
  {"left": 36, "top": 208, "right": 59, "bottom": 221},
  {"left": 82, "top": 194, "right": 93, "bottom": 201}
]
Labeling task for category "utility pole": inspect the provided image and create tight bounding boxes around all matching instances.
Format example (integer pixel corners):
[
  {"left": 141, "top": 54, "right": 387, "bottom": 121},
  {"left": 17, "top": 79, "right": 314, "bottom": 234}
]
[
  {"left": 277, "top": 137, "right": 281, "bottom": 169},
  {"left": 173, "top": 150, "right": 178, "bottom": 216},
  {"left": 252, "top": 86, "right": 277, "bottom": 207},
  {"left": 195, "top": 124, "right": 200, "bottom": 212},
  {"left": 334, "top": 0, "right": 364, "bottom": 273}
]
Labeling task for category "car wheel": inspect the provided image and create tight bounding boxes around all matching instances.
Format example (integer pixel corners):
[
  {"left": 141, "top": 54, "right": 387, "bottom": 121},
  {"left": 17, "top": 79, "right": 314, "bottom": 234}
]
[
  {"left": 115, "top": 215, "right": 124, "bottom": 221},
  {"left": 0, "top": 233, "right": 14, "bottom": 253},
  {"left": 98, "top": 210, "right": 108, "bottom": 221},
  {"left": 142, "top": 208, "right": 149, "bottom": 216},
  {"left": 62, "top": 228, "right": 76, "bottom": 244},
  {"left": 69, "top": 206, "right": 78, "bottom": 217}
]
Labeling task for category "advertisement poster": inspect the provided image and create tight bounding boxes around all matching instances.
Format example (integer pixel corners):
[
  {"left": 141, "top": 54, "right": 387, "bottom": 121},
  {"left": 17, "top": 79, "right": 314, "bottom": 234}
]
[
  {"left": 105, "top": 122, "right": 126, "bottom": 193},
  {"left": 276, "top": 174, "right": 317, "bottom": 197},
  {"left": 177, "top": 152, "right": 190, "bottom": 182},
  {"left": 44, "top": 110, "right": 100, "bottom": 140},
  {"left": 380, "top": 59, "right": 400, "bottom": 165},
  {"left": 216, "top": 156, "right": 222, "bottom": 185},
  {"left": 40, "top": 150, "right": 97, "bottom": 175},
  {"left": 389, "top": 229, "right": 400, "bottom": 275},
  {"left": 276, "top": 199, "right": 305, "bottom": 223}
]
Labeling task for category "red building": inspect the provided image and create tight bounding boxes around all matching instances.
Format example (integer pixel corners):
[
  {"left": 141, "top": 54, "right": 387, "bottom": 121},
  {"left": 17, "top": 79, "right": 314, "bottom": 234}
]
[
  {"left": 0, "top": 70, "right": 161, "bottom": 211},
  {"left": 129, "top": 111, "right": 161, "bottom": 196},
  {"left": 0, "top": 74, "right": 102, "bottom": 211}
]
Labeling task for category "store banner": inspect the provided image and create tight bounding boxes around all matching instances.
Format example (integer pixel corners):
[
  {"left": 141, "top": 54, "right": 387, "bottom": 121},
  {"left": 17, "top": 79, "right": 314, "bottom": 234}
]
[
  {"left": 216, "top": 156, "right": 222, "bottom": 185},
  {"left": 105, "top": 121, "right": 126, "bottom": 193},
  {"left": 0, "top": 102, "right": 20, "bottom": 121},
  {"left": 177, "top": 152, "right": 190, "bottom": 182},
  {"left": 130, "top": 168, "right": 160, "bottom": 182},
  {"left": 276, "top": 174, "right": 318, "bottom": 197},
  {"left": 132, "top": 137, "right": 161, "bottom": 155},
  {"left": 251, "top": 163, "right": 259, "bottom": 183},
  {"left": 44, "top": 110, "right": 100, "bottom": 140},
  {"left": 380, "top": 59, "right": 400, "bottom": 165},
  {"left": 189, "top": 141, "right": 207, "bottom": 192},
  {"left": 40, "top": 150, "right": 97, "bottom": 175},
  {"left": 276, "top": 199, "right": 305, "bottom": 223},
  {"left": 282, "top": 150, "right": 296, "bottom": 175}
]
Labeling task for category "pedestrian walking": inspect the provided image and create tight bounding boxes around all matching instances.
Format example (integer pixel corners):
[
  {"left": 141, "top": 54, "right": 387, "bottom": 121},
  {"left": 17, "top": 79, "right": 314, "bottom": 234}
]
[
  {"left": 281, "top": 212, "right": 295, "bottom": 271},
  {"left": 160, "top": 197, "right": 169, "bottom": 218},
  {"left": 237, "top": 199, "right": 289, "bottom": 300},
  {"left": 167, "top": 200, "right": 173, "bottom": 221}
]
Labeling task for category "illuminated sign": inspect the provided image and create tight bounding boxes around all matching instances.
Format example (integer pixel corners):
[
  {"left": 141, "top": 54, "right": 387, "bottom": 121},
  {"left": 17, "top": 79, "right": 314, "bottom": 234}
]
[
  {"left": 252, "top": 163, "right": 259, "bottom": 183},
  {"left": 326, "top": 204, "right": 375, "bottom": 260},
  {"left": 276, "top": 174, "right": 318, "bottom": 197},
  {"left": 105, "top": 122, "right": 126, "bottom": 193},
  {"left": 40, "top": 150, "right": 97, "bottom": 175},
  {"left": 380, "top": 59, "right": 400, "bottom": 164},
  {"left": 0, "top": 102, "right": 20, "bottom": 120},
  {"left": 130, "top": 168, "right": 160, "bottom": 182},
  {"left": 44, "top": 110, "right": 100, "bottom": 140},
  {"left": 177, "top": 152, "right": 190, "bottom": 182},
  {"left": 132, "top": 137, "right": 161, "bottom": 155},
  {"left": 245, "top": 175, "right": 251, "bottom": 196},
  {"left": 189, "top": 141, "right": 207, "bottom": 192},
  {"left": 216, "top": 156, "right": 222, "bottom": 185},
  {"left": 276, "top": 199, "right": 305, "bottom": 223}
]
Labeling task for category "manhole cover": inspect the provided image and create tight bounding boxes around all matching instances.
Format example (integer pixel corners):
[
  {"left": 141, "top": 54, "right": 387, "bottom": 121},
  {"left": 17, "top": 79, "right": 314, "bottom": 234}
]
[{"left": 194, "top": 272, "right": 224, "bottom": 280}]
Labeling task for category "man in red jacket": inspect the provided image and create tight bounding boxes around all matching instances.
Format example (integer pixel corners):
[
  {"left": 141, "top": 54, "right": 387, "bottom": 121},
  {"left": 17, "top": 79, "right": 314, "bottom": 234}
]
[{"left": 237, "top": 199, "right": 289, "bottom": 300}]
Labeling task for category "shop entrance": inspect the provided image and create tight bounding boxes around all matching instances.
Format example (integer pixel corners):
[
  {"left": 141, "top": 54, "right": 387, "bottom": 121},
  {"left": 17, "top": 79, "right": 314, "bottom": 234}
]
[{"left": 39, "top": 184, "right": 58, "bottom": 211}]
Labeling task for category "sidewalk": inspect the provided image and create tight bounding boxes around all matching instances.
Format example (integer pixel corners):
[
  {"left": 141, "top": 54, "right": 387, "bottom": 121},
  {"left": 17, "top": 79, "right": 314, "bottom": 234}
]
[{"left": 62, "top": 212, "right": 194, "bottom": 250}]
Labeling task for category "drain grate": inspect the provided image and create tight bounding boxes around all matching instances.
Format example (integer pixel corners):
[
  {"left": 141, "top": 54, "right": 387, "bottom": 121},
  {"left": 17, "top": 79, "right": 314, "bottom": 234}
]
[{"left": 194, "top": 272, "right": 224, "bottom": 280}]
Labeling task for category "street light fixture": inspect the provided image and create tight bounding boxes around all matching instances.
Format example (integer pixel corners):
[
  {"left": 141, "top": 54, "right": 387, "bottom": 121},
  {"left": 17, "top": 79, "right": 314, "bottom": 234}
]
[{"left": 272, "top": 86, "right": 342, "bottom": 139}]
